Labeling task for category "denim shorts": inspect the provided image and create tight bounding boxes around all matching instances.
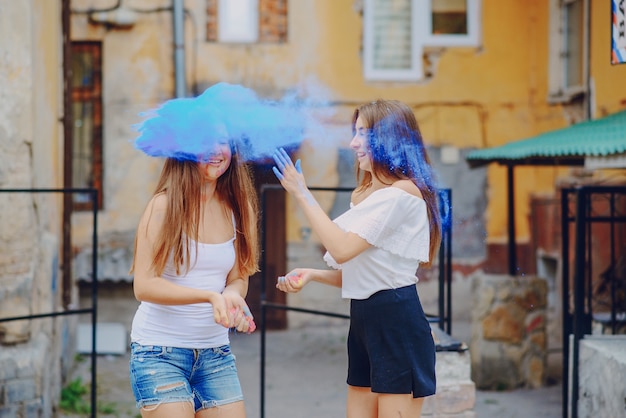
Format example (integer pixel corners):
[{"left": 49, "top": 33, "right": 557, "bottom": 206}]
[{"left": 129, "top": 342, "right": 244, "bottom": 411}]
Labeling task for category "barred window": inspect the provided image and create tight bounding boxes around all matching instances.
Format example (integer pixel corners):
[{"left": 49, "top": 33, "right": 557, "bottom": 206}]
[
  {"left": 547, "top": 0, "right": 587, "bottom": 102},
  {"left": 70, "top": 41, "right": 103, "bottom": 211}
]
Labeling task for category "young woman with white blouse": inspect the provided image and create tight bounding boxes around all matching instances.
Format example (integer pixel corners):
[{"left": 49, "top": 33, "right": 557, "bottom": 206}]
[{"left": 273, "top": 99, "right": 442, "bottom": 418}]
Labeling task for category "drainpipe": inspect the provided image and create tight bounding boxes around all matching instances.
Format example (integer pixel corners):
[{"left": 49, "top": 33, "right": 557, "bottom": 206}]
[
  {"left": 507, "top": 164, "right": 516, "bottom": 276},
  {"left": 62, "top": 0, "right": 73, "bottom": 309},
  {"left": 173, "top": 0, "right": 186, "bottom": 97}
]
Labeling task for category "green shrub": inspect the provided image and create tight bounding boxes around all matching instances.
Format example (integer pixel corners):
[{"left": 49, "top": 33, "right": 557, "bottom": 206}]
[
  {"left": 60, "top": 377, "right": 90, "bottom": 414},
  {"left": 60, "top": 377, "right": 119, "bottom": 416}
]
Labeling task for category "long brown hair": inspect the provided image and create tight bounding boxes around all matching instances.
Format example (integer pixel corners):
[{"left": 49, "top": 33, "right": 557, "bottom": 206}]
[
  {"left": 131, "top": 144, "right": 260, "bottom": 278},
  {"left": 352, "top": 100, "right": 442, "bottom": 265}
]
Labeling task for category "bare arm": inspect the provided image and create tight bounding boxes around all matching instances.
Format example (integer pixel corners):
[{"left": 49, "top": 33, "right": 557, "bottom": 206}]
[
  {"left": 224, "top": 268, "right": 249, "bottom": 298},
  {"left": 310, "top": 268, "right": 342, "bottom": 287},
  {"left": 273, "top": 148, "right": 370, "bottom": 264},
  {"left": 276, "top": 268, "right": 342, "bottom": 293}
]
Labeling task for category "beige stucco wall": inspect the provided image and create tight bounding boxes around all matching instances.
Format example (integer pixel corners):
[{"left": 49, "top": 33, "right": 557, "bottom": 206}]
[
  {"left": 70, "top": 1, "right": 172, "bottom": 243},
  {"left": 33, "top": 0, "right": 64, "bottom": 221},
  {"left": 0, "top": 0, "right": 66, "bottom": 414},
  {"left": 0, "top": 0, "right": 63, "bottom": 311}
]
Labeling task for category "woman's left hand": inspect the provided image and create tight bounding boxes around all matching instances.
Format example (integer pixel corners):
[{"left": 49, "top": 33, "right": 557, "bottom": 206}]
[
  {"left": 276, "top": 268, "right": 311, "bottom": 293},
  {"left": 222, "top": 291, "right": 256, "bottom": 333},
  {"left": 272, "top": 148, "right": 306, "bottom": 197}
]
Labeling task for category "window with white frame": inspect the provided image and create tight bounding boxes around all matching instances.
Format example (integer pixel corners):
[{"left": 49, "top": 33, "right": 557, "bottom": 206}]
[
  {"left": 363, "top": 0, "right": 481, "bottom": 82},
  {"left": 547, "top": 0, "right": 588, "bottom": 101},
  {"left": 363, "top": 0, "right": 421, "bottom": 81},
  {"left": 424, "top": 0, "right": 481, "bottom": 46}
]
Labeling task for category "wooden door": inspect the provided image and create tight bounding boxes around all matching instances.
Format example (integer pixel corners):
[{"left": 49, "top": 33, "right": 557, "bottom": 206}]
[{"left": 248, "top": 163, "right": 288, "bottom": 329}]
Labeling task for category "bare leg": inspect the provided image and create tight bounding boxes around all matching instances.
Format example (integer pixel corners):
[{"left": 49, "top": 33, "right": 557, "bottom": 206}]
[
  {"left": 197, "top": 401, "right": 246, "bottom": 418},
  {"left": 347, "top": 385, "right": 377, "bottom": 418},
  {"left": 139, "top": 401, "right": 195, "bottom": 418},
  {"left": 377, "top": 393, "right": 424, "bottom": 418}
]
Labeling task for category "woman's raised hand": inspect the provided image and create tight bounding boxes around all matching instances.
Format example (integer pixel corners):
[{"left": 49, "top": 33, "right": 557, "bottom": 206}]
[{"left": 272, "top": 147, "right": 306, "bottom": 196}]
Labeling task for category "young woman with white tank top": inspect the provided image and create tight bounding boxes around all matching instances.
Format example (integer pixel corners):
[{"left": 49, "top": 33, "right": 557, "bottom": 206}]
[{"left": 128, "top": 124, "right": 259, "bottom": 417}]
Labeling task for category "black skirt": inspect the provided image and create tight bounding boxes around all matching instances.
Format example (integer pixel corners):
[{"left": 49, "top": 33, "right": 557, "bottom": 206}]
[{"left": 347, "top": 284, "right": 436, "bottom": 398}]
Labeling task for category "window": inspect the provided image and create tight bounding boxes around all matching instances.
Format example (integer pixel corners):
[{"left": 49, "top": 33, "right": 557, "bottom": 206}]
[
  {"left": 69, "top": 42, "right": 103, "bottom": 210},
  {"left": 218, "top": 0, "right": 259, "bottom": 43},
  {"left": 363, "top": 0, "right": 481, "bottom": 81},
  {"left": 363, "top": 0, "right": 421, "bottom": 80},
  {"left": 548, "top": 0, "right": 588, "bottom": 102},
  {"left": 206, "top": 0, "right": 288, "bottom": 43},
  {"left": 423, "top": 0, "right": 481, "bottom": 46}
]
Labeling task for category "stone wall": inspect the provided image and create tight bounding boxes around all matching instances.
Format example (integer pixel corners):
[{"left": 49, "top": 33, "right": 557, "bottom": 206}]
[
  {"left": 470, "top": 273, "right": 548, "bottom": 389},
  {"left": 423, "top": 350, "right": 476, "bottom": 418},
  {"left": 0, "top": 1, "right": 67, "bottom": 416}
]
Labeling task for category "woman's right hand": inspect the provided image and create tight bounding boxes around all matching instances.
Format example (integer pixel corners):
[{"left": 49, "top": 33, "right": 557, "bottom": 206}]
[
  {"left": 276, "top": 268, "right": 312, "bottom": 293},
  {"left": 208, "top": 292, "right": 230, "bottom": 327},
  {"left": 272, "top": 147, "right": 307, "bottom": 198}
]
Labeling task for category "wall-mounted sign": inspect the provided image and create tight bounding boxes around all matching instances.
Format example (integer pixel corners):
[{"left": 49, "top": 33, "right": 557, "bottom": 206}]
[{"left": 613, "top": 0, "right": 626, "bottom": 64}]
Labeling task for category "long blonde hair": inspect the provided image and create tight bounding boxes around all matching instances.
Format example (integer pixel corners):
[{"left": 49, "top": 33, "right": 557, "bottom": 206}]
[
  {"left": 352, "top": 100, "right": 442, "bottom": 265},
  {"left": 130, "top": 146, "right": 260, "bottom": 278}
]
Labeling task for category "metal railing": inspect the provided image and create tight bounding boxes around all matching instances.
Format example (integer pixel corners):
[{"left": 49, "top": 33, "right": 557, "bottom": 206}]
[
  {"left": 257, "top": 185, "right": 453, "bottom": 418},
  {"left": 561, "top": 185, "right": 626, "bottom": 418},
  {"left": 0, "top": 188, "right": 98, "bottom": 418}
]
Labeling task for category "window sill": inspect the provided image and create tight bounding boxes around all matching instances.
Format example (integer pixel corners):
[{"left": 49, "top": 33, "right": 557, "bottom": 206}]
[{"left": 547, "top": 87, "right": 587, "bottom": 105}]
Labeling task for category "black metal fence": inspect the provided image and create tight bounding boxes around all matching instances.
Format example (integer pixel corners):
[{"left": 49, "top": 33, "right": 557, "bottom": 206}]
[
  {"left": 561, "top": 185, "right": 626, "bottom": 418},
  {"left": 257, "top": 185, "right": 453, "bottom": 418},
  {"left": 0, "top": 188, "right": 98, "bottom": 418}
]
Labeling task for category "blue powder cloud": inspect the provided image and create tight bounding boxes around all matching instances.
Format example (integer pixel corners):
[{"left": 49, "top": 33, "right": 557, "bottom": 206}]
[{"left": 133, "top": 82, "right": 307, "bottom": 162}]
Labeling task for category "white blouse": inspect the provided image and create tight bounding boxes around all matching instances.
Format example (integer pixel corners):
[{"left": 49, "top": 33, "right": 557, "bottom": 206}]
[{"left": 323, "top": 187, "right": 430, "bottom": 300}]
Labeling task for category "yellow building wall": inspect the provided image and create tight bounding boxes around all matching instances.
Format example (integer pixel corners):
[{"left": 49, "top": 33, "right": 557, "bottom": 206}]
[
  {"left": 67, "top": 0, "right": 625, "bottom": 249},
  {"left": 194, "top": 0, "right": 564, "bottom": 244}
]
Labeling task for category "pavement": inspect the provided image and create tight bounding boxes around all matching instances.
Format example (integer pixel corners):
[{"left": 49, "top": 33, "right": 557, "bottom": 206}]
[{"left": 61, "top": 321, "right": 564, "bottom": 418}]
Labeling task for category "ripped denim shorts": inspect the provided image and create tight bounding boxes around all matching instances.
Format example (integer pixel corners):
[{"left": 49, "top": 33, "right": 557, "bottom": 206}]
[{"left": 129, "top": 342, "right": 244, "bottom": 412}]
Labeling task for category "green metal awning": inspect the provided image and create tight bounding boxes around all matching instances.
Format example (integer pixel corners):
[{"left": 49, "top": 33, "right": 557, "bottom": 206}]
[
  {"left": 465, "top": 109, "right": 626, "bottom": 276},
  {"left": 466, "top": 110, "right": 626, "bottom": 168}
]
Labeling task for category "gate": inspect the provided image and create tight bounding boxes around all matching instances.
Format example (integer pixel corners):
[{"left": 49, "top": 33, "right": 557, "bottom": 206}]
[{"left": 561, "top": 185, "right": 626, "bottom": 418}]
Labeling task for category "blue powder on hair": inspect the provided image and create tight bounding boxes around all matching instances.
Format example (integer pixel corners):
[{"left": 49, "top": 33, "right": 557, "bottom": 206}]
[{"left": 133, "top": 82, "right": 307, "bottom": 162}]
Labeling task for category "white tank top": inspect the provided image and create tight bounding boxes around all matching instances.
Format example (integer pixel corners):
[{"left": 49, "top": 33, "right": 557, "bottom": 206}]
[{"left": 131, "top": 222, "right": 236, "bottom": 348}]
